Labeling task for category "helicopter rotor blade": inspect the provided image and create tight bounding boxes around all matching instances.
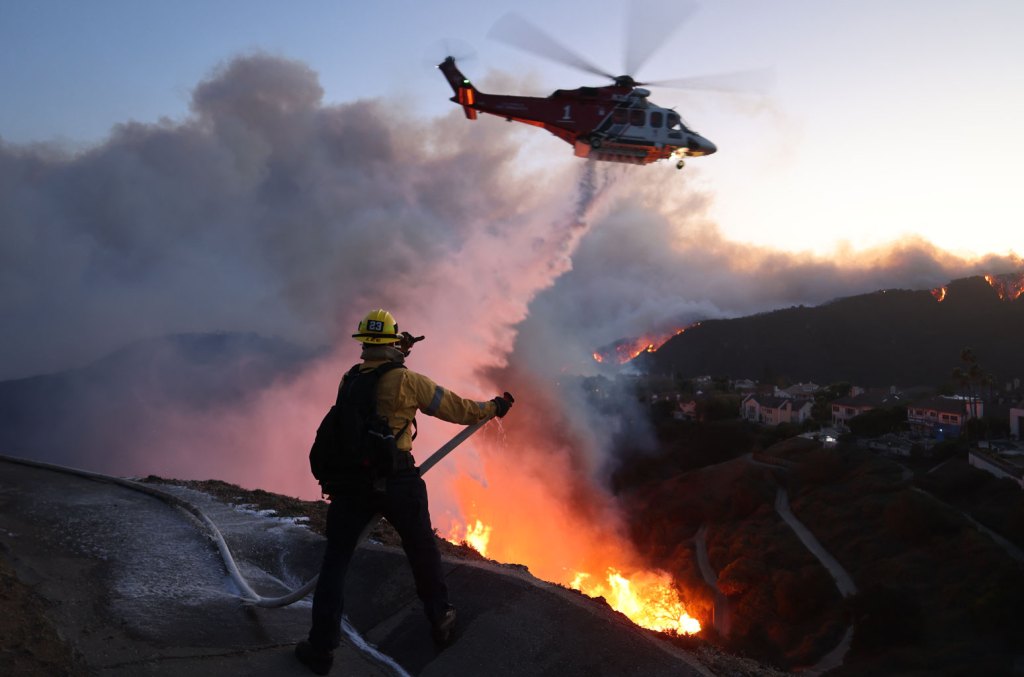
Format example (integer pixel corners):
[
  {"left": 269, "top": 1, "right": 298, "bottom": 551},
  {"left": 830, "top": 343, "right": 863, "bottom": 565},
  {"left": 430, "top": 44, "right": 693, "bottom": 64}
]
[
  {"left": 488, "top": 12, "right": 616, "bottom": 82},
  {"left": 623, "top": 0, "right": 699, "bottom": 77},
  {"left": 641, "top": 68, "right": 776, "bottom": 95}
]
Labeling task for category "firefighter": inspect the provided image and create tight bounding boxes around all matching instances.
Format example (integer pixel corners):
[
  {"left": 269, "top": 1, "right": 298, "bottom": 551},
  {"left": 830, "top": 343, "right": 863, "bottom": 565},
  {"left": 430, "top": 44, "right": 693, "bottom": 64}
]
[{"left": 296, "top": 309, "right": 513, "bottom": 675}]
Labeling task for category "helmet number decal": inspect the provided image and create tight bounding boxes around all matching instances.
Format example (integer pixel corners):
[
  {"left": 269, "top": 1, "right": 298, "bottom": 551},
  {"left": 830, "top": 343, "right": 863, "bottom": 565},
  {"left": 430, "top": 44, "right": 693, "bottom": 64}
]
[{"left": 367, "top": 320, "right": 385, "bottom": 332}]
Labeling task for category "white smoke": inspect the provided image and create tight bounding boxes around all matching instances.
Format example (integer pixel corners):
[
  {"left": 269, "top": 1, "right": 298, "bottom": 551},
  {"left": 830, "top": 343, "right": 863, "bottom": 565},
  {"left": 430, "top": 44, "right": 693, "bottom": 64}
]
[{"left": 0, "top": 54, "right": 572, "bottom": 382}]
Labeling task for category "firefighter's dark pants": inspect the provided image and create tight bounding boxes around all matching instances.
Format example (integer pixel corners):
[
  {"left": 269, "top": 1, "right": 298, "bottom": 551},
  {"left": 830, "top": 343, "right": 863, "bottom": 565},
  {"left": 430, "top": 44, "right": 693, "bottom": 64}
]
[{"left": 308, "top": 469, "right": 449, "bottom": 651}]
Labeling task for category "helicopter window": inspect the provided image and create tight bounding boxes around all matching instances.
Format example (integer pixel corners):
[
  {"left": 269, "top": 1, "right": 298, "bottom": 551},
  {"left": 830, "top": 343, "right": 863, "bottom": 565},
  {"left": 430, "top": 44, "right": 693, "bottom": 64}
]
[
  {"left": 629, "top": 109, "right": 645, "bottom": 126},
  {"left": 667, "top": 112, "right": 683, "bottom": 131},
  {"left": 612, "top": 108, "right": 628, "bottom": 124},
  {"left": 650, "top": 111, "right": 663, "bottom": 128}
]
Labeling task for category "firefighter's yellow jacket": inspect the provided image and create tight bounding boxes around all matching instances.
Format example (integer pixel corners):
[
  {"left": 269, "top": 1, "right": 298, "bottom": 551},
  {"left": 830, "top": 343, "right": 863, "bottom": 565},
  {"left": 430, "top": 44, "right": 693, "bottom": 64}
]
[{"left": 359, "top": 359, "right": 496, "bottom": 458}]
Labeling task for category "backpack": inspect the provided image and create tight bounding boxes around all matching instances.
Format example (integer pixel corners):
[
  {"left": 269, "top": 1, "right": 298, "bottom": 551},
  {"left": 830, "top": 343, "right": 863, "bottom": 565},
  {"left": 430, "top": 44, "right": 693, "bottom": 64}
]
[{"left": 308, "top": 361, "right": 409, "bottom": 487}]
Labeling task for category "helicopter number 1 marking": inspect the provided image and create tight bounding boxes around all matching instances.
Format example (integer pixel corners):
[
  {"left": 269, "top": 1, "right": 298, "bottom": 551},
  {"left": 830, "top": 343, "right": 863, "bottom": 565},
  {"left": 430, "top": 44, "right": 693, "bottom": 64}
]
[{"left": 562, "top": 105, "right": 572, "bottom": 120}]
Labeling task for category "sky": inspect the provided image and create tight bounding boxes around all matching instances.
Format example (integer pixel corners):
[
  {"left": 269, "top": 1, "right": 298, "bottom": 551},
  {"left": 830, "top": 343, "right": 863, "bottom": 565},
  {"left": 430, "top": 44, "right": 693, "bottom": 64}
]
[{"left": 3, "top": 0, "right": 1022, "bottom": 258}]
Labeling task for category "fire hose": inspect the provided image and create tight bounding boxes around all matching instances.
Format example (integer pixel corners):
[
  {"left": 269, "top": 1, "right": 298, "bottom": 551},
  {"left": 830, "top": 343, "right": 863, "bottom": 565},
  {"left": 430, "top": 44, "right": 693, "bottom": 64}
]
[{"left": 0, "top": 416, "right": 494, "bottom": 609}]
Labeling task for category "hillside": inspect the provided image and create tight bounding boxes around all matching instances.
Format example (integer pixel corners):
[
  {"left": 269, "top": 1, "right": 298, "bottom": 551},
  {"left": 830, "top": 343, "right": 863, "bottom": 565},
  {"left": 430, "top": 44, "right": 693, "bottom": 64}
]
[
  {"left": 612, "top": 428, "right": 1024, "bottom": 674},
  {"left": 641, "top": 275, "right": 1024, "bottom": 386},
  {"left": 0, "top": 332, "right": 320, "bottom": 474}
]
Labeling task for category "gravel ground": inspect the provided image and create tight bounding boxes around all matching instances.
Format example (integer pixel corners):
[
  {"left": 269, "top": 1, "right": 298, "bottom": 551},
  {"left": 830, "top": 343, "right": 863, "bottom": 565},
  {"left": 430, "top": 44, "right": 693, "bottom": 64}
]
[{"left": 0, "top": 553, "right": 89, "bottom": 676}]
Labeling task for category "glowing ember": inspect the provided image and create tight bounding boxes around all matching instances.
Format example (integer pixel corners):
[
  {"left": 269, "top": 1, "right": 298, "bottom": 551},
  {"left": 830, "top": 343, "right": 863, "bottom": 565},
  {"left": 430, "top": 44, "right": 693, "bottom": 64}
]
[
  {"left": 984, "top": 273, "right": 1024, "bottom": 301},
  {"left": 447, "top": 519, "right": 492, "bottom": 557},
  {"left": 570, "top": 569, "right": 701, "bottom": 635},
  {"left": 931, "top": 286, "right": 947, "bottom": 302}
]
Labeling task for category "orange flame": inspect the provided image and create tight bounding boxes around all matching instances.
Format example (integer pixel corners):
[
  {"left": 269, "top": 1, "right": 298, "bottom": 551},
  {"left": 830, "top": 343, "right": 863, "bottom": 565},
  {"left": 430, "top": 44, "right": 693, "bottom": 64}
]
[
  {"left": 984, "top": 273, "right": 1024, "bottom": 301},
  {"left": 449, "top": 515, "right": 702, "bottom": 635},
  {"left": 931, "top": 286, "right": 947, "bottom": 302},
  {"left": 571, "top": 569, "right": 702, "bottom": 635},
  {"left": 450, "top": 475, "right": 700, "bottom": 635},
  {"left": 594, "top": 326, "right": 694, "bottom": 364},
  {"left": 446, "top": 519, "right": 492, "bottom": 557}
]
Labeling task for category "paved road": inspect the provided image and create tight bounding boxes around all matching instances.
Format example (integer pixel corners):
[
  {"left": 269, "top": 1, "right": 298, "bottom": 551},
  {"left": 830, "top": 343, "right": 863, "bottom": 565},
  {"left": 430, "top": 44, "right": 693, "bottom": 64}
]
[
  {"left": 0, "top": 459, "right": 712, "bottom": 676},
  {"left": 693, "top": 525, "right": 730, "bottom": 638},
  {"left": 774, "top": 488, "right": 857, "bottom": 598},
  {"left": 910, "top": 486, "right": 1024, "bottom": 563},
  {"left": 739, "top": 454, "right": 857, "bottom": 674}
]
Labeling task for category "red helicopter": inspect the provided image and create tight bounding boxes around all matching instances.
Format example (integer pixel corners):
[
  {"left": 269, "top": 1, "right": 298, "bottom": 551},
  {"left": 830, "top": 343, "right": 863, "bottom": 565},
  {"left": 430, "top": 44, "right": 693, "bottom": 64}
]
[{"left": 439, "top": 10, "right": 767, "bottom": 170}]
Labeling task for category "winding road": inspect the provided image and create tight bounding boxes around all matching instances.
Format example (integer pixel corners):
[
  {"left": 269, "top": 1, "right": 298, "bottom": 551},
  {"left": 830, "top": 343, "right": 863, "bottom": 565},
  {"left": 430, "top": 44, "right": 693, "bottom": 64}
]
[{"left": 693, "top": 453, "right": 857, "bottom": 674}]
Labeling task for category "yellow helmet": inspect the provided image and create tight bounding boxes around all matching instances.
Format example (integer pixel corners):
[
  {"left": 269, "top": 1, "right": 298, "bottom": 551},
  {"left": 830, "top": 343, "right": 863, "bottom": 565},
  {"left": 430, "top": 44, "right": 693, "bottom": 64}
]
[{"left": 353, "top": 309, "right": 401, "bottom": 344}]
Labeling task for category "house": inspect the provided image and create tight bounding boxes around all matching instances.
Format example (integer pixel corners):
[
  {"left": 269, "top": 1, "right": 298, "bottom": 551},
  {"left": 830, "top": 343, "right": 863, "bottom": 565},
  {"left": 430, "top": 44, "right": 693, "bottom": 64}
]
[
  {"left": 731, "top": 378, "right": 758, "bottom": 394},
  {"left": 1011, "top": 404, "right": 1024, "bottom": 440},
  {"left": 907, "top": 396, "right": 984, "bottom": 439},
  {"left": 741, "top": 394, "right": 813, "bottom": 426},
  {"left": 778, "top": 382, "right": 820, "bottom": 400},
  {"left": 831, "top": 392, "right": 901, "bottom": 429}
]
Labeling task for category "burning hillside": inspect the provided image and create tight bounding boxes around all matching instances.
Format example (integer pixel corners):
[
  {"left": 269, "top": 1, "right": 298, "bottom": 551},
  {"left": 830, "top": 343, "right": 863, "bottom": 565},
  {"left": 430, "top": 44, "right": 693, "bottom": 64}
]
[
  {"left": 934, "top": 271, "right": 1024, "bottom": 302},
  {"left": 984, "top": 272, "right": 1024, "bottom": 301},
  {"left": 593, "top": 325, "right": 697, "bottom": 364}
]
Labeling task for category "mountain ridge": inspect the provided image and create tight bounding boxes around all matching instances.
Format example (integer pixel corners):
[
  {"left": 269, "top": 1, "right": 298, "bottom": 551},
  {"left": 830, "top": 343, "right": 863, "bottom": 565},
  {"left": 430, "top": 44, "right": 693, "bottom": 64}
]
[{"left": 640, "top": 275, "right": 1024, "bottom": 387}]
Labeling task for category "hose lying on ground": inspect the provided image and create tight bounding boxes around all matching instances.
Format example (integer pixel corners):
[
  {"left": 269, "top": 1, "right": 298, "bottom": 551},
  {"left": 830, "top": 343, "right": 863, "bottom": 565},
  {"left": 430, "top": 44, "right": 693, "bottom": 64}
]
[{"left": 0, "top": 416, "right": 493, "bottom": 609}]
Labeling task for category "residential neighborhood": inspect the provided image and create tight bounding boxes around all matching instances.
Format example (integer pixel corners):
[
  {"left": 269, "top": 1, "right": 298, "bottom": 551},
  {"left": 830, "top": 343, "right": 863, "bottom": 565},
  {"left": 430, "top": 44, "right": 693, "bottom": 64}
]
[
  {"left": 638, "top": 372, "right": 1024, "bottom": 491},
  {"left": 741, "top": 394, "right": 813, "bottom": 426}
]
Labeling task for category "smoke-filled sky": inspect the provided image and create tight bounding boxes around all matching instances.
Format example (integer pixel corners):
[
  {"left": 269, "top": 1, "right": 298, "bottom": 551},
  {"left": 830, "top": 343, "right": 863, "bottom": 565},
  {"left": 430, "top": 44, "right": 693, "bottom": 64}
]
[{"left": 3, "top": 0, "right": 1022, "bottom": 381}]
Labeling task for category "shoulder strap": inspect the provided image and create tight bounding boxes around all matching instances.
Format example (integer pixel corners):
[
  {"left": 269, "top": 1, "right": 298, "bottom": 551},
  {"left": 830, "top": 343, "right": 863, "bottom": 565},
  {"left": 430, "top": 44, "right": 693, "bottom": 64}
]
[
  {"left": 335, "top": 364, "right": 364, "bottom": 406},
  {"left": 336, "top": 361, "right": 407, "bottom": 408}
]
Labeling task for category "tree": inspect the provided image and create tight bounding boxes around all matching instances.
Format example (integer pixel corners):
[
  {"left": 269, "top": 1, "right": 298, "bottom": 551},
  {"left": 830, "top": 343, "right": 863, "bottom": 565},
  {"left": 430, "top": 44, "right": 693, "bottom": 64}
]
[
  {"left": 952, "top": 348, "right": 994, "bottom": 442},
  {"left": 848, "top": 406, "right": 906, "bottom": 437},
  {"left": 812, "top": 382, "right": 851, "bottom": 423}
]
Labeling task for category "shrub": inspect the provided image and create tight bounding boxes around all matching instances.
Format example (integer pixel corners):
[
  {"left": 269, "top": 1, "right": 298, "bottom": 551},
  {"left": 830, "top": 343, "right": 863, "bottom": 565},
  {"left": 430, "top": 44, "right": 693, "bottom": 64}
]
[
  {"left": 848, "top": 406, "right": 906, "bottom": 437},
  {"left": 849, "top": 585, "right": 924, "bottom": 651},
  {"left": 882, "top": 491, "right": 960, "bottom": 544}
]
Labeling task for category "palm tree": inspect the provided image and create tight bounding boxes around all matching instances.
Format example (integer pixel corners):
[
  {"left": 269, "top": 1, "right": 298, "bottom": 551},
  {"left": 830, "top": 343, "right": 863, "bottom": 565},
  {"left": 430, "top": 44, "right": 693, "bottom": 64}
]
[{"left": 952, "top": 348, "right": 987, "bottom": 442}]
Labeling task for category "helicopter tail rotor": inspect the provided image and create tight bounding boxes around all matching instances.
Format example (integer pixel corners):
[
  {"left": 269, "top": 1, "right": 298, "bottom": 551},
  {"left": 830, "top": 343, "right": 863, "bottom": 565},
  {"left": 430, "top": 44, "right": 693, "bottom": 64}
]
[{"left": 421, "top": 38, "right": 477, "bottom": 72}]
